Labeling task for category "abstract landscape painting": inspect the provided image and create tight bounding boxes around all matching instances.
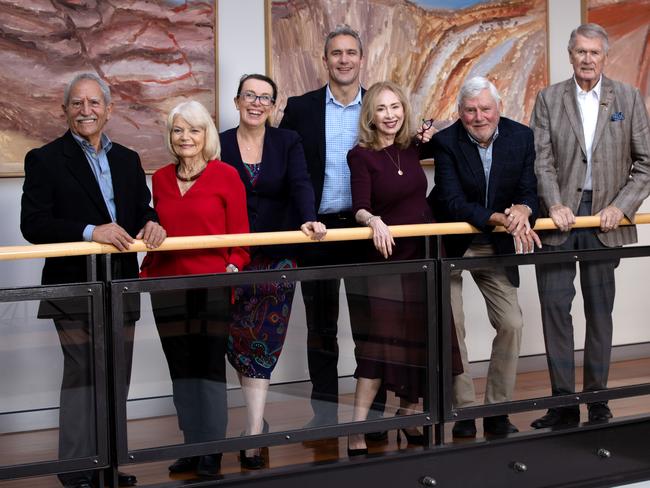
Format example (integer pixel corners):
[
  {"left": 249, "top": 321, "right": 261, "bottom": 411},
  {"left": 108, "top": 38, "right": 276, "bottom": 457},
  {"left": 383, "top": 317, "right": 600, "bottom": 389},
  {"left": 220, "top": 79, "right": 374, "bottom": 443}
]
[
  {"left": 269, "top": 0, "right": 548, "bottom": 129},
  {"left": 586, "top": 0, "right": 650, "bottom": 112},
  {"left": 0, "top": 0, "right": 215, "bottom": 176}
]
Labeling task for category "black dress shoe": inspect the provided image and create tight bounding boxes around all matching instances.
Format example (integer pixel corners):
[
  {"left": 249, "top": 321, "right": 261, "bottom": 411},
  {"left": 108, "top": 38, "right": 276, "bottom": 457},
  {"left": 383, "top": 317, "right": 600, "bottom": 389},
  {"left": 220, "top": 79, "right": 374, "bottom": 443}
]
[
  {"left": 168, "top": 456, "right": 200, "bottom": 473},
  {"left": 588, "top": 402, "right": 613, "bottom": 422},
  {"left": 118, "top": 471, "right": 137, "bottom": 486},
  {"left": 63, "top": 479, "right": 93, "bottom": 488},
  {"left": 451, "top": 419, "right": 477, "bottom": 438},
  {"left": 240, "top": 450, "right": 265, "bottom": 469},
  {"left": 530, "top": 407, "right": 580, "bottom": 429},
  {"left": 365, "top": 430, "right": 388, "bottom": 442},
  {"left": 197, "top": 453, "right": 222, "bottom": 477},
  {"left": 483, "top": 415, "right": 519, "bottom": 436}
]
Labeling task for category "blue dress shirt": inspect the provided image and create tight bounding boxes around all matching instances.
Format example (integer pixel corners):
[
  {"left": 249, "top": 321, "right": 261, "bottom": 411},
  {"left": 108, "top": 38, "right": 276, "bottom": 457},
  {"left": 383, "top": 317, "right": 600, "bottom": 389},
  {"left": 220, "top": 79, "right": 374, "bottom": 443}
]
[
  {"left": 71, "top": 132, "right": 116, "bottom": 241},
  {"left": 319, "top": 85, "right": 362, "bottom": 214}
]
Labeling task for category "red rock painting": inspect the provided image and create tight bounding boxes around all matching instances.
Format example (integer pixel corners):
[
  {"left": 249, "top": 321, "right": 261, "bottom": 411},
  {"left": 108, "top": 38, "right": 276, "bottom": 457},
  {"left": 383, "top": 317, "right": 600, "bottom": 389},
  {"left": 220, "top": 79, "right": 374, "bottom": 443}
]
[
  {"left": 0, "top": 0, "right": 215, "bottom": 175},
  {"left": 587, "top": 0, "right": 650, "bottom": 112},
  {"left": 269, "top": 0, "right": 548, "bottom": 131}
]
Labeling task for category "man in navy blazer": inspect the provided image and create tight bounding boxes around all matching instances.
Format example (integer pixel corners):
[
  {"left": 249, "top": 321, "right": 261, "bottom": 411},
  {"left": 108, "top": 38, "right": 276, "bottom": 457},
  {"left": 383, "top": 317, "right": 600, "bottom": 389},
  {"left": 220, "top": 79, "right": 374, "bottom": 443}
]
[
  {"left": 424, "top": 76, "right": 540, "bottom": 438},
  {"left": 279, "top": 25, "right": 387, "bottom": 431},
  {"left": 21, "top": 73, "right": 165, "bottom": 488}
]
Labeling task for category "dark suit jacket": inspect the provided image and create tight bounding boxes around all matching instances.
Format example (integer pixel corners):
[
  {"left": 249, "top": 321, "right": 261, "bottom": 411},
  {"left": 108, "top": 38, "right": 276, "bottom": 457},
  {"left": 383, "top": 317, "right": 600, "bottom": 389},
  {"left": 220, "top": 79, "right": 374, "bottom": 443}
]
[
  {"left": 220, "top": 126, "right": 317, "bottom": 258},
  {"left": 279, "top": 85, "right": 365, "bottom": 212},
  {"left": 21, "top": 130, "right": 157, "bottom": 290},
  {"left": 424, "top": 117, "right": 539, "bottom": 286}
]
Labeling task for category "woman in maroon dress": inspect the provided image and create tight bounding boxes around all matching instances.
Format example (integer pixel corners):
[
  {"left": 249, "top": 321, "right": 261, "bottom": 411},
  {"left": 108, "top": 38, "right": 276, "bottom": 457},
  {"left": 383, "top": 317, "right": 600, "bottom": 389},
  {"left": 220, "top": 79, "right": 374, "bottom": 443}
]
[{"left": 346, "top": 81, "right": 436, "bottom": 455}]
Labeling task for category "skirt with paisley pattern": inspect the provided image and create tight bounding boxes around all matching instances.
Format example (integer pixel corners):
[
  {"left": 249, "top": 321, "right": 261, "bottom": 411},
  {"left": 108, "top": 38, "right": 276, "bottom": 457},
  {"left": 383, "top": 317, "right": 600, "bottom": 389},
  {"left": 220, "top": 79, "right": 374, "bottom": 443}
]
[{"left": 226, "top": 253, "right": 297, "bottom": 379}]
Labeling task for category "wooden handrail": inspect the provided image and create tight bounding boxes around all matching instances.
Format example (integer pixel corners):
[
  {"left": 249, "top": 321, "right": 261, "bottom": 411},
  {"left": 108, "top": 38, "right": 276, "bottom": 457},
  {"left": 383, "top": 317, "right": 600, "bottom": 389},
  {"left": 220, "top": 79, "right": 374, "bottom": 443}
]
[{"left": 2, "top": 213, "right": 650, "bottom": 262}]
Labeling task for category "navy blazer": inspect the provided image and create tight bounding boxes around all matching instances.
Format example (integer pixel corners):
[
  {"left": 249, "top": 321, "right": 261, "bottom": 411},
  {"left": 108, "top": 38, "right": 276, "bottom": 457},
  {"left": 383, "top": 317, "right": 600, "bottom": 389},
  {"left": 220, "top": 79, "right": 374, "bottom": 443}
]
[
  {"left": 424, "top": 117, "right": 539, "bottom": 286},
  {"left": 279, "top": 85, "right": 365, "bottom": 212},
  {"left": 220, "top": 126, "right": 316, "bottom": 258}
]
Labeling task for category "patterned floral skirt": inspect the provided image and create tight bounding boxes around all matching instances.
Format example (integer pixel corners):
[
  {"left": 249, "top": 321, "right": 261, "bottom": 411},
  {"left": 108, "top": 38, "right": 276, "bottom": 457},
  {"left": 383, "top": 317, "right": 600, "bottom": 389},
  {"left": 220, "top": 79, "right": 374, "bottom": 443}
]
[{"left": 226, "top": 253, "right": 297, "bottom": 379}]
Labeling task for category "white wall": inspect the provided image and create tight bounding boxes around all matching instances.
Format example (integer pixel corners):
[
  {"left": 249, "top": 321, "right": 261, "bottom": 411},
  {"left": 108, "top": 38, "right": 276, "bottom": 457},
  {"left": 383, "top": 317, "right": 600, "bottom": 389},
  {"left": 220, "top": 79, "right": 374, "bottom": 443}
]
[{"left": 3, "top": 0, "right": 650, "bottom": 426}]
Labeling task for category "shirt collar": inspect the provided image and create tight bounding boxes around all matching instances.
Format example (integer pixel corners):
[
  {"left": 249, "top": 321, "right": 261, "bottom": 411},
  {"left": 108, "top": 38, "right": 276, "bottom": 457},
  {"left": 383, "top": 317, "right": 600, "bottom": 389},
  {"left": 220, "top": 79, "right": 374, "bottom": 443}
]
[
  {"left": 467, "top": 125, "right": 499, "bottom": 148},
  {"left": 325, "top": 84, "right": 362, "bottom": 108},
  {"left": 71, "top": 131, "right": 112, "bottom": 153},
  {"left": 574, "top": 75, "right": 602, "bottom": 99}
]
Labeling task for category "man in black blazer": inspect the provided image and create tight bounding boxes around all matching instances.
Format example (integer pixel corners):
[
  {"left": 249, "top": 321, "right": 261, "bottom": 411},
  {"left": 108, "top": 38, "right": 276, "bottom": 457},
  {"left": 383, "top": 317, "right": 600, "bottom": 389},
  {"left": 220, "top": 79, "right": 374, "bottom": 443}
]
[
  {"left": 279, "top": 25, "right": 386, "bottom": 430},
  {"left": 21, "top": 73, "right": 165, "bottom": 488},
  {"left": 424, "top": 76, "right": 540, "bottom": 438}
]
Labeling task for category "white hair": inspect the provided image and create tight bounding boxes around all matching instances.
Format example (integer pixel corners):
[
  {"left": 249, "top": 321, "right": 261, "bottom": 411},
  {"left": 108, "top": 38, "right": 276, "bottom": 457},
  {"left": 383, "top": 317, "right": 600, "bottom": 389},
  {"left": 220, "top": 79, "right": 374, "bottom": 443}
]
[{"left": 457, "top": 76, "right": 501, "bottom": 109}]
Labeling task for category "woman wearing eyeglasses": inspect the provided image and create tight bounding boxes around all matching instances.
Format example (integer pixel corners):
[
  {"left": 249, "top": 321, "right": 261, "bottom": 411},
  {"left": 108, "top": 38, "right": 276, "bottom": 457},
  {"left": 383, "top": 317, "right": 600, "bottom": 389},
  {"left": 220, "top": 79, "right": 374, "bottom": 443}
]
[{"left": 219, "top": 73, "right": 327, "bottom": 470}]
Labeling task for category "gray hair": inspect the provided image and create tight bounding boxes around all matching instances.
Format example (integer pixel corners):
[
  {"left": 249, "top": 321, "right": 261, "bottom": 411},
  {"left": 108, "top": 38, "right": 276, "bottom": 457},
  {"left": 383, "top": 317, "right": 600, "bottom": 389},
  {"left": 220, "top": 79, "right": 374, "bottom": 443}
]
[
  {"left": 323, "top": 24, "right": 363, "bottom": 58},
  {"left": 165, "top": 100, "right": 221, "bottom": 162},
  {"left": 63, "top": 73, "right": 112, "bottom": 106},
  {"left": 457, "top": 76, "right": 501, "bottom": 109},
  {"left": 568, "top": 23, "right": 609, "bottom": 53}
]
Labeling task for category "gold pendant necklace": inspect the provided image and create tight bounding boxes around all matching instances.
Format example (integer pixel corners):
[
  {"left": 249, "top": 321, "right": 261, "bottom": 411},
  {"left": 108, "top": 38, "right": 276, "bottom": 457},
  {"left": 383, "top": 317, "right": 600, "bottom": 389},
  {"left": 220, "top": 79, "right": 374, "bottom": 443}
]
[{"left": 383, "top": 148, "right": 403, "bottom": 176}]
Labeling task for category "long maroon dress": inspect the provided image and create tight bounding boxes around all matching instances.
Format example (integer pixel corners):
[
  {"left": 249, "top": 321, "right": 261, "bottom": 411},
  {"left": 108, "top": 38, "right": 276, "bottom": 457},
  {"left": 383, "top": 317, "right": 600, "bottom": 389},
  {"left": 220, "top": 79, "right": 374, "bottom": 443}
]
[{"left": 347, "top": 143, "right": 433, "bottom": 403}]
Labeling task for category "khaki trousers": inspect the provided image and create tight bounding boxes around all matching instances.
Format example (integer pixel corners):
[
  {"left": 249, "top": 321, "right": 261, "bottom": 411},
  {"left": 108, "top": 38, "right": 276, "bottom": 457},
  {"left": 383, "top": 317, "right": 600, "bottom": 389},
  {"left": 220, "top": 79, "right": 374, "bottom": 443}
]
[{"left": 450, "top": 243, "right": 523, "bottom": 408}]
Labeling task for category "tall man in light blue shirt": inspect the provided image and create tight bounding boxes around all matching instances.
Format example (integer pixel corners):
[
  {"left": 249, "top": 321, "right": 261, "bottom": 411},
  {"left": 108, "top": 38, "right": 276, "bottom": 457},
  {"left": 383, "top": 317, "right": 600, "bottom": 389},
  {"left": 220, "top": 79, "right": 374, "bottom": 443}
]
[{"left": 281, "top": 25, "right": 386, "bottom": 430}]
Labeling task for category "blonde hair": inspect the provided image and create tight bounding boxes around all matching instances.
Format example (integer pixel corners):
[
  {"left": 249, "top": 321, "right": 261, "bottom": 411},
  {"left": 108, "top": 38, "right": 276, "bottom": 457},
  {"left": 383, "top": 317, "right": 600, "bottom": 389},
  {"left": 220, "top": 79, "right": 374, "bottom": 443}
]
[
  {"left": 357, "top": 81, "right": 412, "bottom": 150},
  {"left": 165, "top": 101, "right": 220, "bottom": 161}
]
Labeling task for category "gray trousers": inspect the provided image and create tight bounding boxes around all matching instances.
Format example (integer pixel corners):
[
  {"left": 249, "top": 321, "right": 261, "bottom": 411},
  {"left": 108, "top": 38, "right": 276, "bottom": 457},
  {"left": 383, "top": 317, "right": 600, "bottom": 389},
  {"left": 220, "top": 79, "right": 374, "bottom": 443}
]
[
  {"left": 55, "top": 318, "right": 135, "bottom": 484},
  {"left": 535, "top": 192, "right": 618, "bottom": 395}
]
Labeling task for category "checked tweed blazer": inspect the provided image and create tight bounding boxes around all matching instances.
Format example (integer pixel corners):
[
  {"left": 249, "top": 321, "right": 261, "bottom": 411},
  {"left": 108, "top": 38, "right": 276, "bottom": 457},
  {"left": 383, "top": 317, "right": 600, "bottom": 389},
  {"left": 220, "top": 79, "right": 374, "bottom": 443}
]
[{"left": 530, "top": 75, "right": 650, "bottom": 247}]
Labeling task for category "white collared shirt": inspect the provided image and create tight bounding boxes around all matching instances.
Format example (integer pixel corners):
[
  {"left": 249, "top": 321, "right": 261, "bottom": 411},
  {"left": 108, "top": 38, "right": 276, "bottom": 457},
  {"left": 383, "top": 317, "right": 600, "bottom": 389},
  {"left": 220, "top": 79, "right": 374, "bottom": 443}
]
[{"left": 575, "top": 76, "right": 602, "bottom": 190}]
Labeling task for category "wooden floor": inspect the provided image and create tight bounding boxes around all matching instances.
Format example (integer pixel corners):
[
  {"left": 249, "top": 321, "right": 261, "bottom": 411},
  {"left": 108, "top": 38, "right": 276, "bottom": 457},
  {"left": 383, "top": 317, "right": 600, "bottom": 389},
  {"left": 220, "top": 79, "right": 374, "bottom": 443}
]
[{"left": 2, "top": 358, "right": 650, "bottom": 487}]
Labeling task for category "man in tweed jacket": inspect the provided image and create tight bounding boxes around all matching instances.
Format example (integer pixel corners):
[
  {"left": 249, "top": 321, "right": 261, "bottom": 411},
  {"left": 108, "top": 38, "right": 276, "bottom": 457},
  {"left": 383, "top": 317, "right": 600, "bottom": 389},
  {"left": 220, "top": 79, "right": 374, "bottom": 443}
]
[{"left": 530, "top": 23, "right": 650, "bottom": 429}]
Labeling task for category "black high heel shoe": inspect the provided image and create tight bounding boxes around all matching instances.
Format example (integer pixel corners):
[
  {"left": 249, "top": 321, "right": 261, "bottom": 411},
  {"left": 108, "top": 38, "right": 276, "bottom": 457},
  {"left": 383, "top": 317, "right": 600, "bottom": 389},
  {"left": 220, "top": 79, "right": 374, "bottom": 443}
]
[
  {"left": 239, "top": 419, "right": 270, "bottom": 470},
  {"left": 396, "top": 428, "right": 425, "bottom": 445},
  {"left": 239, "top": 449, "right": 265, "bottom": 470},
  {"left": 395, "top": 409, "right": 425, "bottom": 445},
  {"left": 347, "top": 445, "right": 368, "bottom": 457}
]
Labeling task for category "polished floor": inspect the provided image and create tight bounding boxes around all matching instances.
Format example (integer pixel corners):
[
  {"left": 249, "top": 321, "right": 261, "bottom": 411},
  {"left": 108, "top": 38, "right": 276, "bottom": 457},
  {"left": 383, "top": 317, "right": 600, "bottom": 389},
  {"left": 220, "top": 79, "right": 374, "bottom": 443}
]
[{"left": 2, "top": 358, "right": 650, "bottom": 487}]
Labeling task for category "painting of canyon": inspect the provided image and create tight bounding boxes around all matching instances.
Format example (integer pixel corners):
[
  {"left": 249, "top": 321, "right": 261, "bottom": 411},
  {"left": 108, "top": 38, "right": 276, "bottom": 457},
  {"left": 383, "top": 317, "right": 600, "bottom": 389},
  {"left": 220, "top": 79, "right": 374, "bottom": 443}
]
[
  {"left": 269, "top": 0, "right": 548, "bottom": 129},
  {"left": 586, "top": 0, "right": 650, "bottom": 112},
  {"left": 0, "top": 0, "right": 215, "bottom": 176}
]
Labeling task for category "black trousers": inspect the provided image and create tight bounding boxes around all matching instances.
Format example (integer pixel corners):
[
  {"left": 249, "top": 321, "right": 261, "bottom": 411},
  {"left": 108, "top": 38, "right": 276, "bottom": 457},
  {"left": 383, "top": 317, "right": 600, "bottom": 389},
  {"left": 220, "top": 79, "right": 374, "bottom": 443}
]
[
  {"left": 300, "top": 212, "right": 386, "bottom": 420},
  {"left": 151, "top": 287, "right": 230, "bottom": 443}
]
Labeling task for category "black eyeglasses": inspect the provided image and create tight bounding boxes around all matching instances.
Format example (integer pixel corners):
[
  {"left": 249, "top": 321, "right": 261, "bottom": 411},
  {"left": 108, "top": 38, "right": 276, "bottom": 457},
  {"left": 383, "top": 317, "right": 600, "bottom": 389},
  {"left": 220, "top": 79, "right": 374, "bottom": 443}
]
[
  {"left": 415, "top": 118, "right": 435, "bottom": 146},
  {"left": 238, "top": 91, "right": 275, "bottom": 106}
]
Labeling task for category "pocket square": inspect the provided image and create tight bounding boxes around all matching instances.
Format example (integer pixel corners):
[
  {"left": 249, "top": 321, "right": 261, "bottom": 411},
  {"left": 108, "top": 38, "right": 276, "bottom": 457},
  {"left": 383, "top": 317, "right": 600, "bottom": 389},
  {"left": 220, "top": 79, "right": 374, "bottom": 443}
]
[{"left": 611, "top": 112, "right": 624, "bottom": 121}]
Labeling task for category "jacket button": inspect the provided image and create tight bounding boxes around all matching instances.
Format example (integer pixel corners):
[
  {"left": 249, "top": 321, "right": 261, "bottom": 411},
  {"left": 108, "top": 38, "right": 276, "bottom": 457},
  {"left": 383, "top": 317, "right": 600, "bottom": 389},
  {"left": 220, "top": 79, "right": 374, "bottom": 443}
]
[
  {"left": 577, "top": 187, "right": 582, "bottom": 192},
  {"left": 582, "top": 157, "right": 587, "bottom": 163}
]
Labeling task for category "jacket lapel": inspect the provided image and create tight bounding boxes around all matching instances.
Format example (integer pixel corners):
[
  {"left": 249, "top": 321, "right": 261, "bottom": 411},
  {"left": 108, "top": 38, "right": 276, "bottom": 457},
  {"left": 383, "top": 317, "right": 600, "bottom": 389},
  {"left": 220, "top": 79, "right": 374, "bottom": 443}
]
[
  {"left": 62, "top": 131, "right": 111, "bottom": 221},
  {"left": 228, "top": 129, "right": 255, "bottom": 193},
  {"left": 562, "top": 80, "right": 587, "bottom": 157},
  {"left": 314, "top": 87, "right": 327, "bottom": 173},
  {"left": 107, "top": 146, "right": 126, "bottom": 224},
  {"left": 487, "top": 120, "right": 511, "bottom": 209},
  {"left": 457, "top": 123, "right": 487, "bottom": 202},
  {"left": 591, "top": 76, "right": 614, "bottom": 154}
]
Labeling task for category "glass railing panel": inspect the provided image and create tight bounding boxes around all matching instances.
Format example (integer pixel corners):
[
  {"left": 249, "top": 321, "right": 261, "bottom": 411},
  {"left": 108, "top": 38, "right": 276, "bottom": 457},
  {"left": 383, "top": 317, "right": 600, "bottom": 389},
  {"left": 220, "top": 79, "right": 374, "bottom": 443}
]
[
  {"left": 117, "top": 260, "right": 434, "bottom": 474},
  {"left": 442, "top": 246, "right": 650, "bottom": 440},
  {"left": 0, "top": 287, "right": 105, "bottom": 478}
]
